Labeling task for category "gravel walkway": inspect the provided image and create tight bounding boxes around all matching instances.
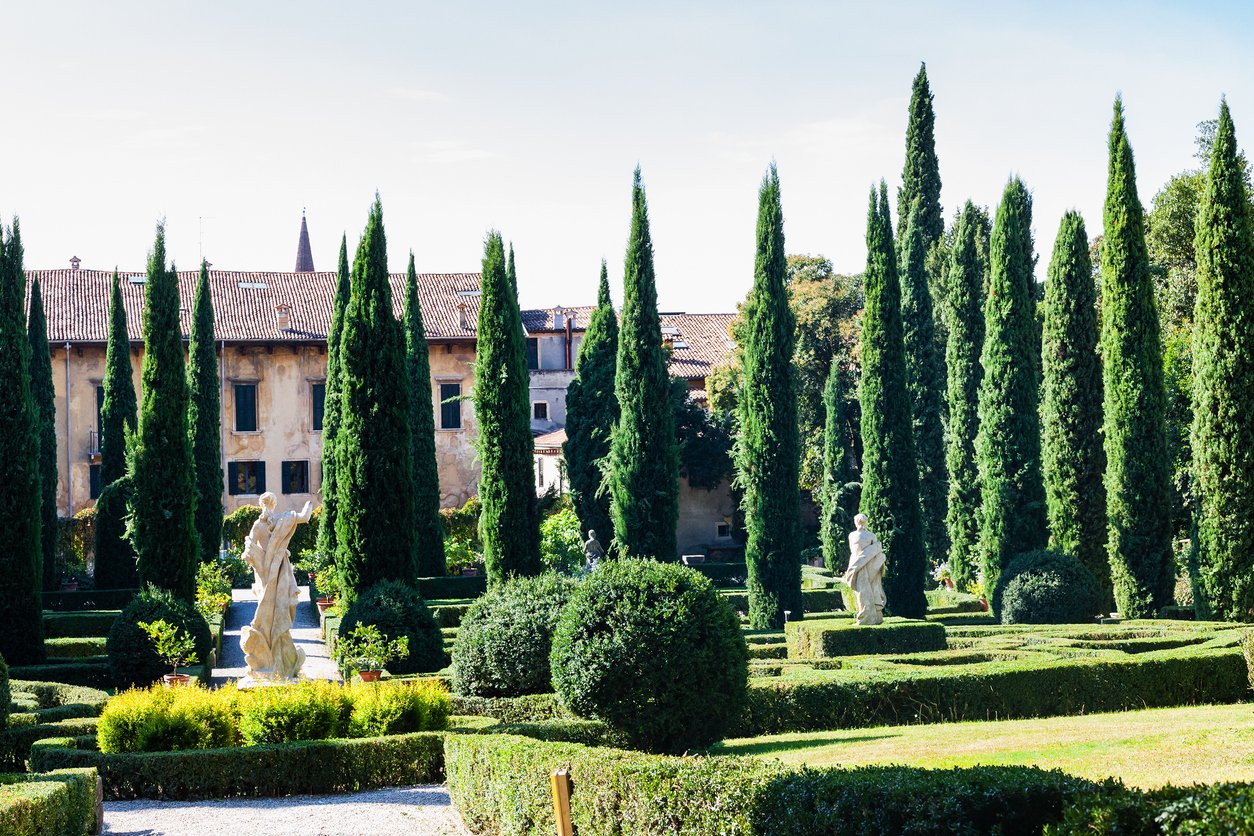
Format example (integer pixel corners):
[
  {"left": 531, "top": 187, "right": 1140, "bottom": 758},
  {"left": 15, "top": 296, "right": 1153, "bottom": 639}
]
[
  {"left": 213, "top": 585, "right": 340, "bottom": 685},
  {"left": 104, "top": 785, "right": 471, "bottom": 835}
]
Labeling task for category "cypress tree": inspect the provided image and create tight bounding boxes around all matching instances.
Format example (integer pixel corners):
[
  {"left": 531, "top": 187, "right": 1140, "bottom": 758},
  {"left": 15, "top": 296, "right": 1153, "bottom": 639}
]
[
  {"left": 27, "top": 278, "right": 58, "bottom": 592},
  {"left": 129, "top": 225, "right": 198, "bottom": 600},
  {"left": 404, "top": 251, "right": 446, "bottom": 577},
  {"left": 819, "top": 357, "right": 858, "bottom": 574},
  {"left": 564, "top": 260, "right": 619, "bottom": 543},
  {"left": 475, "top": 232, "right": 541, "bottom": 581},
  {"left": 900, "top": 196, "right": 949, "bottom": 571},
  {"left": 976, "top": 178, "right": 1047, "bottom": 600},
  {"left": 316, "top": 236, "right": 351, "bottom": 564},
  {"left": 859, "top": 182, "right": 927, "bottom": 618},
  {"left": 335, "top": 198, "right": 417, "bottom": 598},
  {"left": 95, "top": 270, "right": 138, "bottom": 590},
  {"left": 944, "top": 202, "right": 987, "bottom": 591},
  {"left": 187, "top": 261, "right": 221, "bottom": 566},
  {"left": 1042, "top": 211, "right": 1110, "bottom": 606},
  {"left": 737, "top": 165, "right": 802, "bottom": 628},
  {"left": 898, "top": 63, "right": 944, "bottom": 252},
  {"left": 1192, "top": 100, "right": 1254, "bottom": 621},
  {"left": 1101, "top": 98, "right": 1173, "bottom": 617},
  {"left": 609, "top": 168, "right": 680, "bottom": 560},
  {"left": 0, "top": 220, "right": 44, "bottom": 664}
]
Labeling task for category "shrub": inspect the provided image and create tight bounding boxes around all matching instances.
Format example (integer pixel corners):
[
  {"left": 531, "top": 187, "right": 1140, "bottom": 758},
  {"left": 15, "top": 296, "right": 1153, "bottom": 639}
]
[
  {"left": 785, "top": 617, "right": 947, "bottom": 658},
  {"left": 340, "top": 581, "right": 444, "bottom": 675},
  {"left": 1244, "top": 631, "right": 1254, "bottom": 691},
  {"left": 97, "top": 685, "right": 236, "bottom": 753},
  {"left": 0, "top": 652, "right": 9, "bottom": 730},
  {"left": 1051, "top": 782, "right": 1254, "bottom": 834},
  {"left": 347, "top": 679, "right": 451, "bottom": 737},
  {"left": 449, "top": 692, "right": 571, "bottom": 723},
  {"left": 194, "top": 562, "right": 232, "bottom": 620},
  {"left": 105, "top": 587, "right": 212, "bottom": 688},
  {"left": 237, "top": 680, "right": 352, "bottom": 745},
  {"left": 439, "top": 497, "right": 481, "bottom": 543},
  {"left": 221, "top": 505, "right": 261, "bottom": 552},
  {"left": 550, "top": 559, "right": 748, "bottom": 754},
  {"left": 0, "top": 768, "right": 98, "bottom": 836},
  {"left": 539, "top": 510, "right": 583, "bottom": 573},
  {"left": 452, "top": 573, "right": 575, "bottom": 697},
  {"left": 993, "top": 550, "right": 1102, "bottom": 624},
  {"left": 334, "top": 624, "right": 409, "bottom": 676}
]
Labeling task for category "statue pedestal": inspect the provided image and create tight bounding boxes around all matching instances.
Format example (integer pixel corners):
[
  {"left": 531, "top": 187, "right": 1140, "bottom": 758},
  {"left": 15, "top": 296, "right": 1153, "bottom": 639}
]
[{"left": 236, "top": 673, "right": 303, "bottom": 690}]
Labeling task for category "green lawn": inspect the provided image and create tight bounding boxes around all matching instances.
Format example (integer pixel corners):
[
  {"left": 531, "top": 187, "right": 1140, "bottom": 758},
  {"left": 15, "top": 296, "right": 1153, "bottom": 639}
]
[{"left": 713, "top": 702, "right": 1254, "bottom": 788}]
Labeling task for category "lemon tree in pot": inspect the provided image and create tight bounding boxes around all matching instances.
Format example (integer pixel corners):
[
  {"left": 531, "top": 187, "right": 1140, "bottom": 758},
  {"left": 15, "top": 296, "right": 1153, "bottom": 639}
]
[
  {"left": 334, "top": 623, "right": 409, "bottom": 682},
  {"left": 138, "top": 619, "right": 200, "bottom": 686}
]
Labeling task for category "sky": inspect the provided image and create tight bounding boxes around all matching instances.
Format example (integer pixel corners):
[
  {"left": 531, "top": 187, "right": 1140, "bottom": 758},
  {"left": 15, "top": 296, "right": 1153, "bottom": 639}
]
[{"left": 6, "top": 1, "right": 1252, "bottom": 313}]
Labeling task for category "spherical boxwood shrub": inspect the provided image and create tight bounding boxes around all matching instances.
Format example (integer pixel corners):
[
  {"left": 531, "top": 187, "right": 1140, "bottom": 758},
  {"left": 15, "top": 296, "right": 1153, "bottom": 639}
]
[
  {"left": 452, "top": 573, "right": 575, "bottom": 697},
  {"left": 340, "top": 580, "right": 445, "bottom": 674},
  {"left": 550, "top": 558, "right": 748, "bottom": 754},
  {"left": 992, "top": 550, "right": 1102, "bottom": 624},
  {"left": 106, "top": 586, "right": 213, "bottom": 688}
]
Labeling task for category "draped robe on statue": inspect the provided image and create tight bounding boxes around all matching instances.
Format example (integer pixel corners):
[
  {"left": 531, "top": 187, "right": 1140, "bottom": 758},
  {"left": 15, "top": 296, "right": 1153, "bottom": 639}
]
[
  {"left": 844, "top": 524, "right": 886, "bottom": 626},
  {"left": 241, "top": 497, "right": 312, "bottom": 680}
]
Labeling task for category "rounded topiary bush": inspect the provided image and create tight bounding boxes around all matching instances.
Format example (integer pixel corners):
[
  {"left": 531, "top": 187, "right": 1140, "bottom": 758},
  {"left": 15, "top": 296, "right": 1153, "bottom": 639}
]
[
  {"left": 340, "top": 580, "right": 444, "bottom": 674},
  {"left": 993, "top": 550, "right": 1102, "bottom": 624},
  {"left": 550, "top": 558, "right": 748, "bottom": 754},
  {"left": 106, "top": 586, "right": 213, "bottom": 688},
  {"left": 452, "top": 573, "right": 576, "bottom": 697}
]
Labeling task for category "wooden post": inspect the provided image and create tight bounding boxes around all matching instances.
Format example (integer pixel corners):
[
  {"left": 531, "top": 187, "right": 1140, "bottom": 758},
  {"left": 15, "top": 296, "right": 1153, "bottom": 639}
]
[{"left": 551, "top": 766, "right": 573, "bottom": 836}]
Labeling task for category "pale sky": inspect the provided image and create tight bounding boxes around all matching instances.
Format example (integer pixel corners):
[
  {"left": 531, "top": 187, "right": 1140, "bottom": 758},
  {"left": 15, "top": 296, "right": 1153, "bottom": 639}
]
[{"left": 6, "top": 1, "right": 1251, "bottom": 313}]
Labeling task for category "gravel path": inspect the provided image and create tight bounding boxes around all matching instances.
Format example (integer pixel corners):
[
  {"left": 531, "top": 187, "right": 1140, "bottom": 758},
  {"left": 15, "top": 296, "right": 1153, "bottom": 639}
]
[
  {"left": 104, "top": 785, "right": 471, "bottom": 835},
  {"left": 213, "top": 585, "right": 340, "bottom": 685}
]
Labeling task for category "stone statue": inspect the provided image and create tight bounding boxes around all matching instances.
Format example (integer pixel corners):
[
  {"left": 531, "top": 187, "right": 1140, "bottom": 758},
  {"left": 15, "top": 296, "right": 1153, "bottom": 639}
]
[
  {"left": 583, "top": 530, "right": 605, "bottom": 570},
  {"left": 843, "top": 513, "right": 886, "bottom": 626},
  {"left": 240, "top": 493, "right": 313, "bottom": 681}
]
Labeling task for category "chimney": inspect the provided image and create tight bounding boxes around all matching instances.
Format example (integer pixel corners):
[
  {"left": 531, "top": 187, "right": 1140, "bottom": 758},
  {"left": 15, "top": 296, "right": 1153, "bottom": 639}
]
[
  {"left": 275, "top": 303, "right": 293, "bottom": 331},
  {"left": 69, "top": 256, "right": 81, "bottom": 271}
]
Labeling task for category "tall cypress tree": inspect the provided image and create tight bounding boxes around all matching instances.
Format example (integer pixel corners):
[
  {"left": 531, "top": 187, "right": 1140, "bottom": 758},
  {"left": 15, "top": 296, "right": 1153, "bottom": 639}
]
[
  {"left": 1042, "top": 211, "right": 1110, "bottom": 606},
  {"left": 335, "top": 199, "right": 417, "bottom": 598},
  {"left": 944, "top": 202, "right": 987, "bottom": 591},
  {"left": 610, "top": 168, "right": 680, "bottom": 560},
  {"left": 404, "top": 251, "right": 446, "bottom": 577},
  {"left": 819, "top": 357, "right": 858, "bottom": 574},
  {"left": 860, "top": 182, "right": 927, "bottom": 618},
  {"left": 475, "top": 232, "right": 541, "bottom": 581},
  {"left": 564, "top": 260, "right": 619, "bottom": 543},
  {"left": 737, "top": 165, "right": 802, "bottom": 628},
  {"left": 1192, "top": 100, "right": 1254, "bottom": 621},
  {"left": 0, "top": 220, "right": 44, "bottom": 664},
  {"left": 129, "top": 225, "right": 198, "bottom": 600},
  {"left": 27, "top": 278, "right": 58, "bottom": 592},
  {"left": 1101, "top": 98, "right": 1173, "bottom": 618},
  {"left": 898, "top": 63, "right": 944, "bottom": 250},
  {"left": 95, "top": 270, "right": 138, "bottom": 590},
  {"left": 976, "top": 178, "right": 1046, "bottom": 601},
  {"left": 317, "top": 236, "right": 351, "bottom": 564},
  {"left": 900, "top": 196, "right": 949, "bottom": 571},
  {"left": 187, "top": 261, "right": 221, "bottom": 566}
]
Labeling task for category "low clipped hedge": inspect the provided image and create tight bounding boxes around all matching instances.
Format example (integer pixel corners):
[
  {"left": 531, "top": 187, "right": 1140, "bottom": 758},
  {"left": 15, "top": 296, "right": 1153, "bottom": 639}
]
[
  {"left": 785, "top": 617, "right": 947, "bottom": 658},
  {"left": 417, "top": 575, "right": 487, "bottom": 601},
  {"left": 0, "top": 718, "right": 98, "bottom": 772},
  {"left": 450, "top": 692, "right": 571, "bottom": 723},
  {"left": 8, "top": 662, "right": 111, "bottom": 689},
  {"left": 44, "top": 638, "right": 107, "bottom": 660},
  {"left": 43, "top": 612, "right": 119, "bottom": 640},
  {"left": 1050, "top": 781, "right": 1254, "bottom": 834},
  {"left": 30, "top": 732, "right": 445, "bottom": 800},
  {"left": 0, "top": 768, "right": 99, "bottom": 836},
  {"left": 41, "top": 588, "right": 138, "bottom": 612},
  {"left": 721, "top": 588, "right": 844, "bottom": 615}
]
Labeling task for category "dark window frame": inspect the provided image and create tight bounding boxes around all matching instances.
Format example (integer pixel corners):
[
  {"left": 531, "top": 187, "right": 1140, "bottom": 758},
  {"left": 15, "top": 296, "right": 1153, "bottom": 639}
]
[
  {"left": 228, "top": 460, "right": 266, "bottom": 495},
  {"left": 282, "top": 460, "right": 310, "bottom": 494},
  {"left": 439, "top": 382, "right": 462, "bottom": 430},
  {"left": 234, "top": 383, "right": 258, "bottom": 433},
  {"left": 532, "top": 401, "right": 549, "bottom": 421},
  {"left": 525, "top": 337, "right": 539, "bottom": 371},
  {"left": 311, "top": 381, "right": 326, "bottom": 432}
]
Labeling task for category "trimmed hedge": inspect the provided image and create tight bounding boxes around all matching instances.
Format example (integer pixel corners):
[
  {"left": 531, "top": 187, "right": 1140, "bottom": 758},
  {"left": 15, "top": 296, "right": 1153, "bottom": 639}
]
[
  {"left": 30, "top": 732, "right": 445, "bottom": 800},
  {"left": 41, "top": 588, "right": 138, "bottom": 612},
  {"left": 450, "top": 692, "right": 571, "bottom": 723},
  {"left": 340, "top": 581, "right": 445, "bottom": 675},
  {"left": 45, "top": 638, "right": 107, "bottom": 660},
  {"left": 0, "top": 768, "right": 99, "bottom": 836},
  {"left": 1051, "top": 781, "right": 1254, "bottom": 834},
  {"left": 106, "top": 588, "right": 212, "bottom": 688},
  {"left": 721, "top": 588, "right": 844, "bottom": 614},
  {"left": 786, "top": 617, "right": 947, "bottom": 658},
  {"left": 43, "top": 612, "right": 119, "bottom": 640},
  {"left": 8, "top": 662, "right": 111, "bottom": 689},
  {"left": 0, "top": 718, "right": 98, "bottom": 772},
  {"left": 417, "top": 575, "right": 487, "bottom": 601}
]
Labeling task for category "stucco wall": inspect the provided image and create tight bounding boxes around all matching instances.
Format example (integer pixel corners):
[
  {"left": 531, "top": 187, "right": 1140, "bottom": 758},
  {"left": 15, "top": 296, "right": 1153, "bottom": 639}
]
[{"left": 676, "top": 477, "right": 738, "bottom": 558}]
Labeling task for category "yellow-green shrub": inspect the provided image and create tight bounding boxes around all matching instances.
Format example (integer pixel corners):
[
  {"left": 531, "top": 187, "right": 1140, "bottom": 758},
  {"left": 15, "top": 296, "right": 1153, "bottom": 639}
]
[
  {"left": 98, "top": 686, "right": 237, "bottom": 753},
  {"left": 237, "top": 680, "right": 353, "bottom": 744},
  {"left": 348, "top": 679, "right": 450, "bottom": 737}
]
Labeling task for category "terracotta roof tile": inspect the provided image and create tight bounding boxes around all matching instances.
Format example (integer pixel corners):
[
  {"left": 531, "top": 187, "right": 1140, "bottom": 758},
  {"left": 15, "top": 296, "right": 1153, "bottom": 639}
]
[
  {"left": 659, "top": 312, "right": 737, "bottom": 381},
  {"left": 521, "top": 306, "right": 594, "bottom": 333},
  {"left": 533, "top": 428, "right": 567, "bottom": 452}
]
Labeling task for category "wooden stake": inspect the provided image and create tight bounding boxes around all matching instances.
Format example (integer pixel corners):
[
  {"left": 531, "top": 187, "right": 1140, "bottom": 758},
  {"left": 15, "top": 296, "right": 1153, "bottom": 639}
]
[{"left": 551, "top": 766, "right": 573, "bottom": 836}]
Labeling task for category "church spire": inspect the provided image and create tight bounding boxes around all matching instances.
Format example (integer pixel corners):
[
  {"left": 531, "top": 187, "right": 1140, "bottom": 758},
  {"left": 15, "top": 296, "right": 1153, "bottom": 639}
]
[{"left": 294, "top": 211, "right": 315, "bottom": 272}]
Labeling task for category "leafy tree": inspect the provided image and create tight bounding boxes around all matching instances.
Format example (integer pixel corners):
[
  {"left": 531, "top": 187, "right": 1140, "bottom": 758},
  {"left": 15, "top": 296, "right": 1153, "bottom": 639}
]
[
  {"left": 976, "top": 178, "right": 1046, "bottom": 601},
  {"left": 129, "top": 225, "right": 198, "bottom": 600},
  {"left": 609, "top": 168, "right": 680, "bottom": 560},
  {"left": 819, "top": 357, "right": 859, "bottom": 573},
  {"left": 27, "top": 278, "right": 57, "bottom": 591},
  {"left": 316, "top": 236, "right": 351, "bottom": 564},
  {"left": 187, "top": 261, "right": 221, "bottom": 566},
  {"left": 403, "top": 252, "right": 445, "bottom": 577},
  {"left": 1041, "top": 211, "right": 1110, "bottom": 607},
  {"left": 475, "top": 232, "right": 541, "bottom": 581},
  {"left": 335, "top": 198, "right": 418, "bottom": 598},
  {"left": 95, "top": 270, "right": 138, "bottom": 589},
  {"left": 944, "top": 202, "right": 988, "bottom": 591},
  {"left": 859, "top": 182, "right": 927, "bottom": 618},
  {"left": 0, "top": 220, "right": 44, "bottom": 664},
  {"left": 1101, "top": 98, "right": 1173, "bottom": 618},
  {"left": 563, "top": 260, "right": 619, "bottom": 544},
  {"left": 673, "top": 377, "right": 736, "bottom": 492},
  {"left": 736, "top": 165, "right": 802, "bottom": 628},
  {"left": 1192, "top": 101, "right": 1254, "bottom": 621}
]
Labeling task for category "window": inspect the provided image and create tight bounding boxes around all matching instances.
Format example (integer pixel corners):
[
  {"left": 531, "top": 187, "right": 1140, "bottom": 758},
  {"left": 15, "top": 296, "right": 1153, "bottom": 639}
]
[
  {"left": 228, "top": 461, "right": 266, "bottom": 495},
  {"left": 234, "top": 383, "right": 258, "bottom": 432},
  {"left": 95, "top": 385, "right": 105, "bottom": 432},
  {"left": 716, "top": 521, "right": 732, "bottom": 539},
  {"left": 311, "top": 382, "right": 326, "bottom": 431},
  {"left": 439, "top": 382, "right": 462, "bottom": 430},
  {"left": 89, "top": 464, "right": 102, "bottom": 499},
  {"left": 537, "top": 458, "right": 544, "bottom": 488},
  {"left": 525, "top": 337, "right": 539, "bottom": 370},
  {"left": 282, "top": 460, "right": 310, "bottom": 494},
  {"left": 532, "top": 401, "right": 549, "bottom": 421}
]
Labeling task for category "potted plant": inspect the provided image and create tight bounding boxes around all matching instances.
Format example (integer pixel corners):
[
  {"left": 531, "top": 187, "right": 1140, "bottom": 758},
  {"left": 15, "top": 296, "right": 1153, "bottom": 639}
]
[
  {"left": 195, "top": 561, "right": 233, "bottom": 620},
  {"left": 59, "top": 576, "right": 79, "bottom": 592},
  {"left": 138, "top": 619, "right": 200, "bottom": 686},
  {"left": 333, "top": 623, "right": 409, "bottom": 682}
]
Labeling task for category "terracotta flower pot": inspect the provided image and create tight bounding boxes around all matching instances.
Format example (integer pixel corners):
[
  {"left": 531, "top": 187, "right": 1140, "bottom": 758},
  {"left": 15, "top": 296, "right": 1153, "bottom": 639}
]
[
  {"left": 163, "top": 674, "right": 192, "bottom": 687},
  {"left": 316, "top": 598, "right": 333, "bottom": 614},
  {"left": 60, "top": 581, "right": 79, "bottom": 592},
  {"left": 979, "top": 596, "right": 989, "bottom": 612},
  {"left": 358, "top": 670, "right": 382, "bottom": 683},
  {"left": 461, "top": 567, "right": 479, "bottom": 577}
]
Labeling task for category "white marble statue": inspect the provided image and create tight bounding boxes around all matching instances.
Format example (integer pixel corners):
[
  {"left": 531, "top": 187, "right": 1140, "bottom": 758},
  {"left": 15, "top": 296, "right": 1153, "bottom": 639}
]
[
  {"left": 844, "top": 513, "right": 886, "bottom": 626},
  {"left": 240, "top": 493, "right": 313, "bottom": 681}
]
